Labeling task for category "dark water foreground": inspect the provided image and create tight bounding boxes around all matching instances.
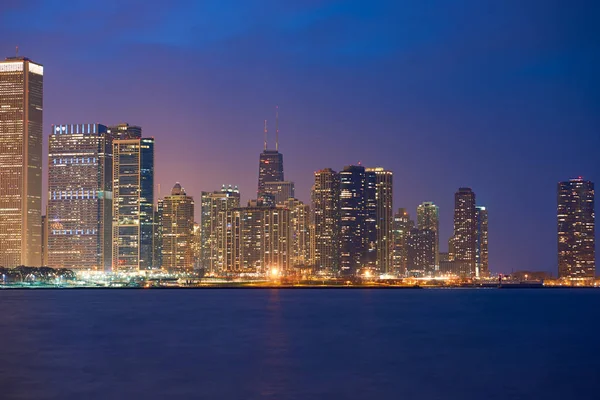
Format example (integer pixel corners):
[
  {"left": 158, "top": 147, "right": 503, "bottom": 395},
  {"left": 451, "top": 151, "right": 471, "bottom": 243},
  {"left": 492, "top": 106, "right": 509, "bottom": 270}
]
[{"left": 0, "top": 289, "right": 598, "bottom": 400}]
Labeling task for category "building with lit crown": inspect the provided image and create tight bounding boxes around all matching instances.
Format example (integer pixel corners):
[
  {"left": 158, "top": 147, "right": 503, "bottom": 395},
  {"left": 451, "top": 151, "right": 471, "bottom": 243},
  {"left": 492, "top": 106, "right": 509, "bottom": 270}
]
[
  {"left": 0, "top": 57, "right": 43, "bottom": 267},
  {"left": 557, "top": 178, "right": 595, "bottom": 279},
  {"left": 47, "top": 123, "right": 113, "bottom": 271}
]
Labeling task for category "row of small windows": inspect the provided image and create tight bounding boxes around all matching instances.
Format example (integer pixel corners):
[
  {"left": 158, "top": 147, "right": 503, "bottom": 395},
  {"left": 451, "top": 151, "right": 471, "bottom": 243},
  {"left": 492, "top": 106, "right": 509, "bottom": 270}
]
[
  {"left": 52, "top": 157, "right": 97, "bottom": 165},
  {"left": 51, "top": 190, "right": 97, "bottom": 200},
  {"left": 51, "top": 229, "right": 97, "bottom": 235}
]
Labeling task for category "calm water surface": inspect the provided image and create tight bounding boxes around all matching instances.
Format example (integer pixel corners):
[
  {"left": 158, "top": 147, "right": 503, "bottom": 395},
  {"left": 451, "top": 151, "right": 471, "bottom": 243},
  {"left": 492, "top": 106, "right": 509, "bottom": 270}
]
[{"left": 0, "top": 289, "right": 598, "bottom": 400}]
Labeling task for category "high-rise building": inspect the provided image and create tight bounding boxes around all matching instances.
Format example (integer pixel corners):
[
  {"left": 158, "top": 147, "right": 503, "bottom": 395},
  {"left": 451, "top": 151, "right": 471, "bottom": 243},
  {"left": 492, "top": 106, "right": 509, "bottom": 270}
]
[
  {"left": 225, "top": 205, "right": 290, "bottom": 273},
  {"left": 392, "top": 208, "right": 414, "bottom": 275},
  {"left": 449, "top": 188, "right": 476, "bottom": 276},
  {"left": 200, "top": 185, "right": 240, "bottom": 274},
  {"left": 285, "top": 198, "right": 311, "bottom": 267},
  {"left": 0, "top": 57, "right": 43, "bottom": 267},
  {"left": 475, "top": 206, "right": 489, "bottom": 277},
  {"left": 365, "top": 167, "right": 393, "bottom": 273},
  {"left": 406, "top": 228, "right": 436, "bottom": 276},
  {"left": 312, "top": 168, "right": 340, "bottom": 272},
  {"left": 417, "top": 202, "right": 440, "bottom": 268},
  {"left": 160, "top": 183, "right": 195, "bottom": 272},
  {"left": 155, "top": 199, "right": 163, "bottom": 269},
  {"left": 263, "top": 181, "right": 295, "bottom": 205},
  {"left": 47, "top": 123, "right": 113, "bottom": 271},
  {"left": 41, "top": 214, "right": 48, "bottom": 266},
  {"left": 339, "top": 165, "right": 366, "bottom": 275},
  {"left": 112, "top": 135, "right": 155, "bottom": 271},
  {"left": 557, "top": 178, "right": 595, "bottom": 279},
  {"left": 192, "top": 222, "right": 201, "bottom": 270},
  {"left": 257, "top": 117, "right": 284, "bottom": 197},
  {"left": 107, "top": 123, "right": 142, "bottom": 140}
]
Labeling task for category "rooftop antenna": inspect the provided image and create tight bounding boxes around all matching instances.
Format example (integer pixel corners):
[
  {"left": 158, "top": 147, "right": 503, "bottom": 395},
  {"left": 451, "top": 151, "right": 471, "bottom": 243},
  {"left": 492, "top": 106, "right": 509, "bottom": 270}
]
[
  {"left": 263, "top": 119, "right": 268, "bottom": 151},
  {"left": 275, "top": 105, "right": 279, "bottom": 152},
  {"left": 15, "top": 45, "right": 19, "bottom": 57}
]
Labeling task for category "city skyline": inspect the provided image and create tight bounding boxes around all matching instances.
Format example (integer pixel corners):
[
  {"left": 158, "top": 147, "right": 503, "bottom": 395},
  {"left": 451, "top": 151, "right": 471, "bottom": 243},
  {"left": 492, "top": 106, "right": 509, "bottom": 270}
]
[{"left": 1, "top": 1, "right": 598, "bottom": 274}]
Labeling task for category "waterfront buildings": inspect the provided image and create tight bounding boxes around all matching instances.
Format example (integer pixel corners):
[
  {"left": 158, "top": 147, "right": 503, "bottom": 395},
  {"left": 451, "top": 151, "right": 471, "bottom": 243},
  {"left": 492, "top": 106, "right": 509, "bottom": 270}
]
[
  {"left": 47, "top": 123, "right": 113, "bottom": 270},
  {"left": 0, "top": 57, "right": 43, "bottom": 267},
  {"left": 312, "top": 168, "right": 340, "bottom": 272},
  {"left": 112, "top": 133, "right": 155, "bottom": 271},
  {"left": 160, "top": 183, "right": 195, "bottom": 272},
  {"left": 557, "top": 178, "right": 595, "bottom": 279},
  {"left": 475, "top": 206, "right": 489, "bottom": 277},
  {"left": 448, "top": 188, "right": 477, "bottom": 276},
  {"left": 200, "top": 185, "right": 240, "bottom": 274},
  {"left": 365, "top": 168, "right": 393, "bottom": 273},
  {"left": 417, "top": 202, "right": 439, "bottom": 269},
  {"left": 392, "top": 208, "right": 414, "bottom": 275}
]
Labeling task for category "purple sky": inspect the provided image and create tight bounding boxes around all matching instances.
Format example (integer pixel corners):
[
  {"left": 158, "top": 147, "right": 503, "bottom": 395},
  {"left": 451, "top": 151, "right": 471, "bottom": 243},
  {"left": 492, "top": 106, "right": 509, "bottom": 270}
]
[{"left": 1, "top": 0, "right": 598, "bottom": 274}]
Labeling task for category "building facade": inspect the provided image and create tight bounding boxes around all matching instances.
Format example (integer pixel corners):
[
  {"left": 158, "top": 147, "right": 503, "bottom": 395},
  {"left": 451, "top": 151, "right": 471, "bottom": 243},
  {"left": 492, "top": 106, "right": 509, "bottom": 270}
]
[
  {"left": 339, "top": 165, "right": 367, "bottom": 275},
  {"left": 47, "top": 123, "right": 113, "bottom": 271},
  {"left": 417, "top": 202, "right": 439, "bottom": 269},
  {"left": 392, "top": 208, "right": 414, "bottom": 275},
  {"left": 475, "top": 206, "right": 489, "bottom": 277},
  {"left": 406, "top": 228, "right": 436, "bottom": 276},
  {"left": 365, "top": 167, "right": 393, "bottom": 273},
  {"left": 557, "top": 178, "right": 595, "bottom": 279},
  {"left": 200, "top": 185, "right": 240, "bottom": 274},
  {"left": 312, "top": 168, "right": 340, "bottom": 272},
  {"left": 449, "top": 188, "right": 477, "bottom": 276},
  {"left": 160, "top": 183, "right": 195, "bottom": 272},
  {"left": 263, "top": 181, "right": 295, "bottom": 205},
  {"left": 285, "top": 198, "right": 311, "bottom": 267},
  {"left": 112, "top": 135, "right": 155, "bottom": 271},
  {"left": 0, "top": 57, "right": 43, "bottom": 267}
]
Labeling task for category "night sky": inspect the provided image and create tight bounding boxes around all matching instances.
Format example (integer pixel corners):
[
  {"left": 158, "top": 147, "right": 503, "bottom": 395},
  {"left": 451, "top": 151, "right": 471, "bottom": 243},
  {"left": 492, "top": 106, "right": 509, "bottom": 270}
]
[{"left": 1, "top": 0, "right": 598, "bottom": 275}]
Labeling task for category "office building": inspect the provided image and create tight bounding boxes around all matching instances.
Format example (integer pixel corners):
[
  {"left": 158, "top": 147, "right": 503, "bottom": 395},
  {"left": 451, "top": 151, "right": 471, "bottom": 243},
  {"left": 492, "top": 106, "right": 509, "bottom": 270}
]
[
  {"left": 417, "top": 202, "right": 439, "bottom": 268},
  {"left": 475, "top": 206, "right": 489, "bottom": 277},
  {"left": 112, "top": 135, "right": 155, "bottom": 271},
  {"left": 200, "top": 185, "right": 240, "bottom": 274},
  {"left": 257, "top": 116, "right": 284, "bottom": 196},
  {"left": 160, "top": 183, "right": 195, "bottom": 272},
  {"left": 392, "top": 208, "right": 414, "bottom": 275},
  {"left": 448, "top": 188, "right": 477, "bottom": 276},
  {"left": 47, "top": 123, "right": 113, "bottom": 270},
  {"left": 0, "top": 57, "right": 43, "bottom": 267},
  {"left": 285, "top": 198, "right": 311, "bottom": 267},
  {"left": 263, "top": 181, "right": 295, "bottom": 205},
  {"left": 365, "top": 167, "right": 393, "bottom": 273},
  {"left": 339, "top": 165, "right": 367, "bottom": 275},
  {"left": 312, "top": 168, "right": 340, "bottom": 272},
  {"left": 557, "top": 178, "right": 595, "bottom": 279}
]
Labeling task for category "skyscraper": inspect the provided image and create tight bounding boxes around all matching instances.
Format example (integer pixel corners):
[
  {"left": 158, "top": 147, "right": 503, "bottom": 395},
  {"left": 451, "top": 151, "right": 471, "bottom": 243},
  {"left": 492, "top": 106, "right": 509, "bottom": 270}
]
[
  {"left": 285, "top": 198, "right": 311, "bottom": 267},
  {"left": 112, "top": 135, "right": 155, "bottom": 271},
  {"left": 475, "top": 206, "right": 489, "bottom": 277},
  {"left": 200, "top": 185, "right": 240, "bottom": 274},
  {"left": 392, "top": 208, "right": 414, "bottom": 275},
  {"left": 312, "top": 168, "right": 340, "bottom": 272},
  {"left": 0, "top": 57, "right": 43, "bottom": 267},
  {"left": 47, "top": 123, "right": 113, "bottom": 271},
  {"left": 365, "top": 167, "right": 393, "bottom": 273},
  {"left": 449, "top": 188, "right": 477, "bottom": 276},
  {"left": 557, "top": 178, "right": 595, "bottom": 280},
  {"left": 263, "top": 181, "right": 295, "bottom": 205},
  {"left": 160, "top": 183, "right": 195, "bottom": 272},
  {"left": 339, "top": 165, "right": 366, "bottom": 275},
  {"left": 417, "top": 202, "right": 440, "bottom": 269},
  {"left": 257, "top": 117, "right": 284, "bottom": 196}
]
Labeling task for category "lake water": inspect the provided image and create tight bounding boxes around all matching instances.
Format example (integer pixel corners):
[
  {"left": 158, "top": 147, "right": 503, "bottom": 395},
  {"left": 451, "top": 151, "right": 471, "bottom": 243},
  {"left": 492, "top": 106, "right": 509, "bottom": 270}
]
[{"left": 0, "top": 288, "right": 598, "bottom": 400}]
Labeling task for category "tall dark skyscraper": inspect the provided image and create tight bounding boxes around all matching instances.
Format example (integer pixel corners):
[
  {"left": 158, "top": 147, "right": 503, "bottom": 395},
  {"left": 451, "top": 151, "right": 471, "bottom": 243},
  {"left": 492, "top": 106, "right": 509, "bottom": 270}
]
[
  {"left": 339, "top": 165, "right": 366, "bottom": 275},
  {"left": 312, "top": 168, "right": 340, "bottom": 272},
  {"left": 0, "top": 57, "right": 43, "bottom": 267},
  {"left": 417, "top": 202, "right": 439, "bottom": 269},
  {"left": 47, "top": 123, "right": 113, "bottom": 271},
  {"left": 257, "top": 117, "right": 284, "bottom": 196},
  {"left": 449, "top": 187, "right": 477, "bottom": 276},
  {"left": 557, "top": 178, "right": 595, "bottom": 280},
  {"left": 112, "top": 132, "right": 155, "bottom": 271},
  {"left": 475, "top": 206, "right": 489, "bottom": 277}
]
